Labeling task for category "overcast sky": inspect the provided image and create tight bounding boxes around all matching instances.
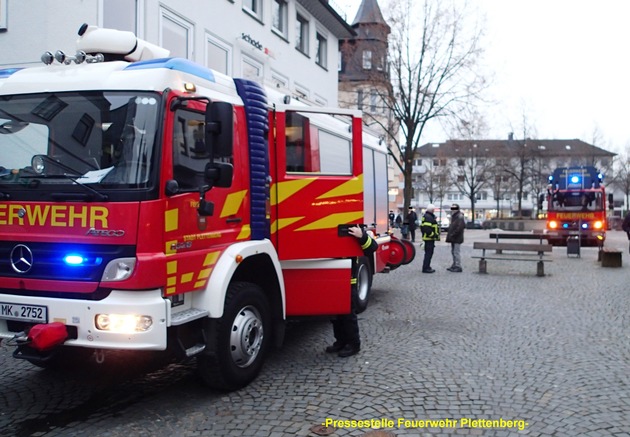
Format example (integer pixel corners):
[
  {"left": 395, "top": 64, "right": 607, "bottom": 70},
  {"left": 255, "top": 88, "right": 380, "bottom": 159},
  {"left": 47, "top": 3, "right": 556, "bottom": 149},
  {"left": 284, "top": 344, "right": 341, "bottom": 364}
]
[{"left": 336, "top": 0, "right": 630, "bottom": 152}]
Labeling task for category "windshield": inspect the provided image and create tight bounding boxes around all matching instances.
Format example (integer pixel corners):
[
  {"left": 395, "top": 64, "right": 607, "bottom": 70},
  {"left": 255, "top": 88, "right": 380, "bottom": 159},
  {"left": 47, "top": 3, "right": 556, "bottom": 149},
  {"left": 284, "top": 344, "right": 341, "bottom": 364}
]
[
  {"left": 0, "top": 92, "right": 160, "bottom": 190},
  {"left": 548, "top": 190, "right": 603, "bottom": 212}
]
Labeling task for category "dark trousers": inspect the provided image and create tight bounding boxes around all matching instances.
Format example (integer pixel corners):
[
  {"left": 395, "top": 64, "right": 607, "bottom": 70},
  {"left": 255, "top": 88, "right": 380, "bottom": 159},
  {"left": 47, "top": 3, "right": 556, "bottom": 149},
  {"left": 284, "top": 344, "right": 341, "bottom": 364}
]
[
  {"left": 331, "top": 312, "right": 360, "bottom": 347},
  {"left": 422, "top": 240, "right": 435, "bottom": 271},
  {"left": 409, "top": 227, "right": 416, "bottom": 242}
]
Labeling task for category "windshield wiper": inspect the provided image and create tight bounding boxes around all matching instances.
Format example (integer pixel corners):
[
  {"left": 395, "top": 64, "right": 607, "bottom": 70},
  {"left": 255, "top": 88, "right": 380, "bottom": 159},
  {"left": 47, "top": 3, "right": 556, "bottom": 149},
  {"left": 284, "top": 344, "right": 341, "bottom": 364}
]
[{"left": 18, "top": 156, "right": 108, "bottom": 201}]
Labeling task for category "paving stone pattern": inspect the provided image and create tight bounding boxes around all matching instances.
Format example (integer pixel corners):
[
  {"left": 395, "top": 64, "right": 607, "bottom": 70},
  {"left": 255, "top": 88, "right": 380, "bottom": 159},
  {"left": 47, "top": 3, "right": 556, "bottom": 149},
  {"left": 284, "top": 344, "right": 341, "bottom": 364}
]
[{"left": 0, "top": 230, "right": 628, "bottom": 437}]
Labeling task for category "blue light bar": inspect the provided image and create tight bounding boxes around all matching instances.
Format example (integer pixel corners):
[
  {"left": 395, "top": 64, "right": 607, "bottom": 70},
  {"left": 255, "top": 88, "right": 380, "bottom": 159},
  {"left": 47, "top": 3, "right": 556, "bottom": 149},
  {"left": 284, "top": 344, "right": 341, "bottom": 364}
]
[
  {"left": 63, "top": 254, "right": 103, "bottom": 266},
  {"left": 64, "top": 254, "right": 85, "bottom": 266},
  {"left": 124, "top": 58, "right": 215, "bottom": 83},
  {"left": 0, "top": 68, "right": 23, "bottom": 78}
]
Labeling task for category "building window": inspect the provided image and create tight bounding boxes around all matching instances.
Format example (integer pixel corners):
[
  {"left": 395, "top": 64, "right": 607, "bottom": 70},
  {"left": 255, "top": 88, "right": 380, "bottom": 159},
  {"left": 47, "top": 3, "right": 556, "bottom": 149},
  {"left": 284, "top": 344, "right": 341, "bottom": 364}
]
[
  {"left": 362, "top": 50, "right": 372, "bottom": 69},
  {"left": 296, "top": 13, "right": 309, "bottom": 55},
  {"left": 243, "top": 0, "right": 263, "bottom": 21},
  {"left": 271, "top": 70, "right": 289, "bottom": 89},
  {"left": 316, "top": 32, "right": 328, "bottom": 68},
  {"left": 0, "top": 0, "right": 7, "bottom": 30},
  {"left": 206, "top": 33, "right": 232, "bottom": 75},
  {"left": 370, "top": 91, "right": 377, "bottom": 112},
  {"left": 357, "top": 89, "right": 363, "bottom": 110},
  {"left": 160, "top": 9, "right": 194, "bottom": 59},
  {"left": 433, "top": 158, "right": 447, "bottom": 166},
  {"left": 242, "top": 55, "right": 263, "bottom": 82},
  {"left": 457, "top": 158, "right": 465, "bottom": 166},
  {"left": 272, "top": 0, "right": 288, "bottom": 38},
  {"left": 103, "top": 0, "right": 137, "bottom": 33}
]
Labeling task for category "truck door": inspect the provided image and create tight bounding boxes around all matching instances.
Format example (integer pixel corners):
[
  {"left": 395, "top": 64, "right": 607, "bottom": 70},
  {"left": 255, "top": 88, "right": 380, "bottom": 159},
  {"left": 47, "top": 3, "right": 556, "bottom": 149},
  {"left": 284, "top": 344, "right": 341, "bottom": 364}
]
[{"left": 270, "top": 107, "right": 365, "bottom": 261}]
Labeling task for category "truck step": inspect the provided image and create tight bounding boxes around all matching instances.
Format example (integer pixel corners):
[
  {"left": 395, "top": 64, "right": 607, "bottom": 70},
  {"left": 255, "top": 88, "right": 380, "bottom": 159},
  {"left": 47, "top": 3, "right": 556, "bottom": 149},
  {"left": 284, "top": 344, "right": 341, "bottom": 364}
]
[
  {"left": 185, "top": 343, "right": 206, "bottom": 357},
  {"left": 171, "top": 308, "right": 209, "bottom": 326}
]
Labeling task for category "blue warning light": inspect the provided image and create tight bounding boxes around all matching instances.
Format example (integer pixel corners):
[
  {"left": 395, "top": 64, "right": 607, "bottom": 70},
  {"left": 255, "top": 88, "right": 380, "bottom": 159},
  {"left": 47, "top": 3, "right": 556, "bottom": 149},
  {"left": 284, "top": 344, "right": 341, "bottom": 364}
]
[{"left": 570, "top": 175, "right": 581, "bottom": 184}]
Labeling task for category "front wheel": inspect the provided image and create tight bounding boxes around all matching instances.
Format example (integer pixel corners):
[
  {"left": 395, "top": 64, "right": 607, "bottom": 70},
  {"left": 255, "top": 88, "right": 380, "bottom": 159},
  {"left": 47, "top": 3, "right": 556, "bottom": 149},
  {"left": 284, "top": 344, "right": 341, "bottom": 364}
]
[{"left": 197, "top": 282, "right": 270, "bottom": 391}]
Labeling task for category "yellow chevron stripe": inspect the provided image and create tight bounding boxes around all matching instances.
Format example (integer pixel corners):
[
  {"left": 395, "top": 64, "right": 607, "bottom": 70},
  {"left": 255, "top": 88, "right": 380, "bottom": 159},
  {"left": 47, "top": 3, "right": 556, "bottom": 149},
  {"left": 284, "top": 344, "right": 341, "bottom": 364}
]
[
  {"left": 237, "top": 224, "right": 251, "bottom": 240},
  {"left": 167, "top": 260, "right": 177, "bottom": 274},
  {"left": 198, "top": 268, "right": 213, "bottom": 279},
  {"left": 203, "top": 251, "right": 220, "bottom": 266},
  {"left": 271, "top": 178, "right": 316, "bottom": 205},
  {"left": 181, "top": 272, "right": 193, "bottom": 283},
  {"left": 165, "top": 208, "right": 178, "bottom": 232},
  {"left": 220, "top": 190, "right": 247, "bottom": 217},
  {"left": 296, "top": 211, "right": 364, "bottom": 231},
  {"left": 165, "top": 240, "right": 177, "bottom": 255},
  {"left": 317, "top": 174, "right": 363, "bottom": 199},
  {"left": 271, "top": 216, "right": 304, "bottom": 234}
]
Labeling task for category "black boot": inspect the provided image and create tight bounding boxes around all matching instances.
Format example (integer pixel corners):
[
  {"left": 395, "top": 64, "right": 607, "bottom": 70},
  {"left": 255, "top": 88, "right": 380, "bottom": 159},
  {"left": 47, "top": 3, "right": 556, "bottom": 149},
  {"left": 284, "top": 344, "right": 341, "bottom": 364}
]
[
  {"left": 337, "top": 344, "right": 360, "bottom": 357},
  {"left": 325, "top": 342, "right": 346, "bottom": 353}
]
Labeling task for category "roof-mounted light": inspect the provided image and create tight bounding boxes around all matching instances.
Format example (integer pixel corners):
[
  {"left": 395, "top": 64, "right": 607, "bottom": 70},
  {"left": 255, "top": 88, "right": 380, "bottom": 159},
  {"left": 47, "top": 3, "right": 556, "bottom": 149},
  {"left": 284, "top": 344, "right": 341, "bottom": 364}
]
[{"left": 40, "top": 50, "right": 105, "bottom": 66}]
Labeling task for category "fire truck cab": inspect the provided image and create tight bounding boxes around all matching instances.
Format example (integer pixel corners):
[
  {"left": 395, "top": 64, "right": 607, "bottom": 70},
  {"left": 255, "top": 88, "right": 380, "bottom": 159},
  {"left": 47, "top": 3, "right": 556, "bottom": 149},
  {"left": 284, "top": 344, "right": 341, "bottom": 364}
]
[{"left": 0, "top": 25, "right": 405, "bottom": 390}]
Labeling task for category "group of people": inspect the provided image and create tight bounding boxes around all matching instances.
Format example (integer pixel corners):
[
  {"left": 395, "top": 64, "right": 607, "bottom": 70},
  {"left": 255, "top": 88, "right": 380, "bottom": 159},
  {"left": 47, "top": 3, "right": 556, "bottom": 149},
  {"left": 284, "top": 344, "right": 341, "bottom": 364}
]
[
  {"left": 389, "top": 207, "right": 419, "bottom": 242},
  {"left": 326, "top": 203, "right": 468, "bottom": 359}
]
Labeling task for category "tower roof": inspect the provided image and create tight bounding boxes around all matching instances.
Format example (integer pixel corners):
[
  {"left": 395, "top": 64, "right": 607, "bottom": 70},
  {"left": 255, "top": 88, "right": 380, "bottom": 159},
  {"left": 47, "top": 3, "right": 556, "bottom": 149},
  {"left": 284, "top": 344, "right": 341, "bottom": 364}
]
[{"left": 352, "top": 0, "right": 387, "bottom": 27}]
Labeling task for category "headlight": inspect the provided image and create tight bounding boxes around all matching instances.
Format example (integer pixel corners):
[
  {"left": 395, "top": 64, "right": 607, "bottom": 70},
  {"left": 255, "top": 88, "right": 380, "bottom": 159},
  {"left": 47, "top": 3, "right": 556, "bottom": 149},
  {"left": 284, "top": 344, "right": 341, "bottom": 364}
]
[
  {"left": 95, "top": 314, "right": 153, "bottom": 333},
  {"left": 101, "top": 257, "right": 136, "bottom": 281},
  {"left": 593, "top": 221, "right": 603, "bottom": 229},
  {"left": 548, "top": 220, "right": 558, "bottom": 229}
]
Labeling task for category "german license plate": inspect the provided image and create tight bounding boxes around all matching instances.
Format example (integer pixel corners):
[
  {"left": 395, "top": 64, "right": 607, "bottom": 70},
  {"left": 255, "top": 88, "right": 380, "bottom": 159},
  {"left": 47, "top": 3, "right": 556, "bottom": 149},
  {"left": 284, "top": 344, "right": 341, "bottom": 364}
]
[{"left": 0, "top": 303, "right": 48, "bottom": 323}]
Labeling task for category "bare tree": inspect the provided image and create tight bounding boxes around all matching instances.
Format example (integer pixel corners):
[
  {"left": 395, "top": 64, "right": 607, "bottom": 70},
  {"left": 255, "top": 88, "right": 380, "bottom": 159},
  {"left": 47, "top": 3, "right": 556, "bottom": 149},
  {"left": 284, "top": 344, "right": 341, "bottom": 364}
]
[
  {"left": 612, "top": 147, "right": 630, "bottom": 213},
  {"left": 452, "top": 141, "right": 491, "bottom": 223},
  {"left": 364, "top": 0, "right": 486, "bottom": 221}
]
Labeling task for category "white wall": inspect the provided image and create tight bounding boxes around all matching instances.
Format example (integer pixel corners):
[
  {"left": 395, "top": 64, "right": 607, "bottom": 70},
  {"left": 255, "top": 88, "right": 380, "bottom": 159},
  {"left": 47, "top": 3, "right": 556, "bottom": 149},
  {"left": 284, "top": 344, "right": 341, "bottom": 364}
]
[{"left": 0, "top": 0, "right": 340, "bottom": 105}]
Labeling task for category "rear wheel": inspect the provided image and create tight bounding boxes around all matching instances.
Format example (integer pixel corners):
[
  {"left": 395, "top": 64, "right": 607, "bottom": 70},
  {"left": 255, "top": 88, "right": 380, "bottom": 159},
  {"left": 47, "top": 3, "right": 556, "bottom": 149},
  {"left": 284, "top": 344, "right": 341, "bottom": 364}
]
[
  {"left": 352, "top": 256, "right": 373, "bottom": 314},
  {"left": 197, "top": 282, "right": 270, "bottom": 391}
]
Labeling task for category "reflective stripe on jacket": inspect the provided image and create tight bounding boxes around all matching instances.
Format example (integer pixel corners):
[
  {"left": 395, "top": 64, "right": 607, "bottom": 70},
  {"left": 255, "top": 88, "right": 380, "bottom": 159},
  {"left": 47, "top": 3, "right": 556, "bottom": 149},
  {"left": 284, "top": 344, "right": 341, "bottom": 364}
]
[{"left": 420, "top": 211, "right": 440, "bottom": 241}]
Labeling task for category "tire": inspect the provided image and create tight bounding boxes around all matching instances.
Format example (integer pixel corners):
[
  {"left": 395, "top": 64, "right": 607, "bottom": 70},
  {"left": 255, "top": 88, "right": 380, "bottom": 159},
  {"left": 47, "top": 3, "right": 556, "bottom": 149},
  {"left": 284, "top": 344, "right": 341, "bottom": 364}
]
[
  {"left": 352, "top": 256, "right": 373, "bottom": 314},
  {"left": 197, "top": 282, "right": 270, "bottom": 391},
  {"left": 399, "top": 239, "right": 416, "bottom": 265},
  {"left": 387, "top": 238, "right": 407, "bottom": 270}
]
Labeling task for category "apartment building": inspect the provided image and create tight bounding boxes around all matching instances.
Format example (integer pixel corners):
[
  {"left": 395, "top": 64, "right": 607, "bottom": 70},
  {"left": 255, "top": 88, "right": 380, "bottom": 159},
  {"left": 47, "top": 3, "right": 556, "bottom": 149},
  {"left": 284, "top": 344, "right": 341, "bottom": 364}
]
[
  {"left": 0, "top": 0, "right": 353, "bottom": 106},
  {"left": 408, "top": 137, "right": 617, "bottom": 222}
]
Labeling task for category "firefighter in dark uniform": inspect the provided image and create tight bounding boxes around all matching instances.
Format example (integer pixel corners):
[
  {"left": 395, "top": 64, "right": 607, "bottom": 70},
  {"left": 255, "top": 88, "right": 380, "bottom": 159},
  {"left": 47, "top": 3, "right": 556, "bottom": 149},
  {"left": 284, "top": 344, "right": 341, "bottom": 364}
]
[
  {"left": 420, "top": 204, "right": 440, "bottom": 273},
  {"left": 325, "top": 225, "right": 377, "bottom": 358}
]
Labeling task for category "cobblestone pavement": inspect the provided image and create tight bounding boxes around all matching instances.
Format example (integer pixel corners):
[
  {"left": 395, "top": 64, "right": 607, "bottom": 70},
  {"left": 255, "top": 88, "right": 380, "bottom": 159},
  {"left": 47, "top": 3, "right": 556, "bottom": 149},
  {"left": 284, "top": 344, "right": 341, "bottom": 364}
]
[{"left": 0, "top": 230, "right": 629, "bottom": 437}]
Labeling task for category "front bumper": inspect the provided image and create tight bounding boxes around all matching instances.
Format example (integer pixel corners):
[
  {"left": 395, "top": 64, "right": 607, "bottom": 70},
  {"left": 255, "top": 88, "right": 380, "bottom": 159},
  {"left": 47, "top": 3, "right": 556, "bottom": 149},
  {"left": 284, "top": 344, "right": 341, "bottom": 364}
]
[{"left": 0, "top": 290, "right": 169, "bottom": 350}]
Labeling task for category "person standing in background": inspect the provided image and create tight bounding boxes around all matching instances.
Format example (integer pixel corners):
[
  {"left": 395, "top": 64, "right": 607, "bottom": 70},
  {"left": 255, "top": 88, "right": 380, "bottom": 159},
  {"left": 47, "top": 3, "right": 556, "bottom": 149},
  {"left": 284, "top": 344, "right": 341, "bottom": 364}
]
[
  {"left": 407, "top": 206, "right": 418, "bottom": 243},
  {"left": 445, "top": 203, "right": 465, "bottom": 272},
  {"left": 420, "top": 204, "right": 440, "bottom": 273}
]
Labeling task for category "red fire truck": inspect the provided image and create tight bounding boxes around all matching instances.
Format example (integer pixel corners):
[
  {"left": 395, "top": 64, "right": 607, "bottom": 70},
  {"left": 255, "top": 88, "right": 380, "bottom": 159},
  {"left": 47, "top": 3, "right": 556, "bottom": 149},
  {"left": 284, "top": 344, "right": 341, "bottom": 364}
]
[
  {"left": 543, "top": 166, "right": 608, "bottom": 246},
  {"left": 0, "top": 25, "right": 411, "bottom": 390}
]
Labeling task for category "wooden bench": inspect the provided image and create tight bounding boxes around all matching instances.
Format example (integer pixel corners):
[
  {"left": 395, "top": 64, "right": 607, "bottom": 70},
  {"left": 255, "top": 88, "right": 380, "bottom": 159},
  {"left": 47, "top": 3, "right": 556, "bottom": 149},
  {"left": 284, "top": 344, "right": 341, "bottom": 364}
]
[
  {"left": 473, "top": 242, "right": 553, "bottom": 277},
  {"left": 599, "top": 248, "right": 622, "bottom": 267},
  {"left": 489, "top": 232, "right": 549, "bottom": 244}
]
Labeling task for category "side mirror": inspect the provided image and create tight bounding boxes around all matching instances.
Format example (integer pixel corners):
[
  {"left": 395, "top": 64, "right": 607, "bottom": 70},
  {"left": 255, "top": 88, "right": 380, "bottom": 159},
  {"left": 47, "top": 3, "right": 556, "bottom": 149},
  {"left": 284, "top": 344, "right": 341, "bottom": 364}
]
[
  {"left": 608, "top": 193, "right": 614, "bottom": 210},
  {"left": 205, "top": 101, "right": 233, "bottom": 159},
  {"left": 204, "top": 161, "right": 233, "bottom": 188}
]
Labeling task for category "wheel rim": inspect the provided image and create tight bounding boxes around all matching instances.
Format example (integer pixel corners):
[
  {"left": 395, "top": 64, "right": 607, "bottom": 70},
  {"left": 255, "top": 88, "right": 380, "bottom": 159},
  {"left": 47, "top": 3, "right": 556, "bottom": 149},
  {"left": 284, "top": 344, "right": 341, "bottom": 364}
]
[
  {"left": 356, "top": 263, "right": 370, "bottom": 301},
  {"left": 230, "top": 305, "right": 264, "bottom": 368}
]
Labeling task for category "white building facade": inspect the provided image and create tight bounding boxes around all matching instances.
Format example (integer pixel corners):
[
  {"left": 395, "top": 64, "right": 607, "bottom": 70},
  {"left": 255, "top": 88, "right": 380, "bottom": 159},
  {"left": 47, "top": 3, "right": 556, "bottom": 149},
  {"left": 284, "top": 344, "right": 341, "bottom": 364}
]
[{"left": 0, "top": 0, "right": 353, "bottom": 106}]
